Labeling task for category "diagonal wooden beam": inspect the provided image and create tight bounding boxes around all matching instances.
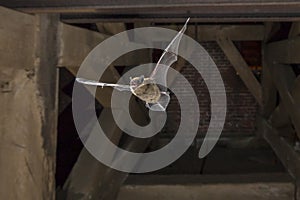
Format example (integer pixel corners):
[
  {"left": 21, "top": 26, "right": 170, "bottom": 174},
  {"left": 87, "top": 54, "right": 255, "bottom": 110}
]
[
  {"left": 289, "top": 22, "right": 300, "bottom": 38},
  {"left": 268, "top": 75, "right": 300, "bottom": 127},
  {"left": 217, "top": 36, "right": 263, "bottom": 106},
  {"left": 257, "top": 117, "right": 300, "bottom": 180},
  {"left": 268, "top": 63, "right": 300, "bottom": 139}
]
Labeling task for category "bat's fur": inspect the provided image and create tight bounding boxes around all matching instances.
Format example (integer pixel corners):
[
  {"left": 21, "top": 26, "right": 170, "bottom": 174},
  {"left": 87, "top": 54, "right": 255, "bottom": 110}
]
[{"left": 131, "top": 78, "right": 161, "bottom": 103}]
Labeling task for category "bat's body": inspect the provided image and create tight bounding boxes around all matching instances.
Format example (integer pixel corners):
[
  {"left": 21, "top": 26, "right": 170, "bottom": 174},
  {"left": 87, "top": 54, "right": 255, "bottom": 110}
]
[
  {"left": 131, "top": 78, "right": 161, "bottom": 104},
  {"left": 76, "top": 18, "right": 190, "bottom": 111}
]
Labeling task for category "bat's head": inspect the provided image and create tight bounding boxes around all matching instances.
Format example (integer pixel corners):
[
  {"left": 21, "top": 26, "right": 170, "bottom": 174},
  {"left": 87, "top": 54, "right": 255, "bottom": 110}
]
[{"left": 129, "top": 75, "right": 144, "bottom": 88}]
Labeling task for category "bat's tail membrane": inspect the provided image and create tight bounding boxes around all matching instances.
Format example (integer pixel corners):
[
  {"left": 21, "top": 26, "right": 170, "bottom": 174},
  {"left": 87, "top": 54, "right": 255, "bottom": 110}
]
[{"left": 146, "top": 92, "right": 170, "bottom": 112}]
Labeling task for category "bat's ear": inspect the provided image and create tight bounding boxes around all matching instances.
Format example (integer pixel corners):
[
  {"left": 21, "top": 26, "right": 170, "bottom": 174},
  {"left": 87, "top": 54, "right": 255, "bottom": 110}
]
[
  {"left": 139, "top": 75, "right": 145, "bottom": 84},
  {"left": 139, "top": 75, "right": 144, "bottom": 82}
]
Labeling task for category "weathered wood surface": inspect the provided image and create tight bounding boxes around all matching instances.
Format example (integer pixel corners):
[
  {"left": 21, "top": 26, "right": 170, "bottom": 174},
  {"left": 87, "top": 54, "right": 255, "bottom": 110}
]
[
  {"left": 261, "top": 47, "right": 277, "bottom": 117},
  {"left": 118, "top": 174, "right": 293, "bottom": 200},
  {"left": 185, "top": 25, "right": 264, "bottom": 41},
  {"left": 266, "top": 36, "right": 300, "bottom": 64},
  {"left": 258, "top": 118, "right": 300, "bottom": 179},
  {"left": 217, "top": 36, "right": 263, "bottom": 106},
  {"left": 135, "top": 24, "right": 264, "bottom": 41},
  {"left": 57, "top": 24, "right": 110, "bottom": 67},
  {"left": 0, "top": 6, "right": 36, "bottom": 69},
  {"left": 0, "top": 14, "right": 59, "bottom": 200},
  {"left": 268, "top": 64, "right": 300, "bottom": 139}
]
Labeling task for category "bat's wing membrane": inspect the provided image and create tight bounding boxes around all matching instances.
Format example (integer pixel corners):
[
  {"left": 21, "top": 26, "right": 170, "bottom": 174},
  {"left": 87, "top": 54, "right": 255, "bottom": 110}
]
[
  {"left": 150, "top": 18, "right": 189, "bottom": 90},
  {"left": 76, "top": 78, "right": 131, "bottom": 92}
]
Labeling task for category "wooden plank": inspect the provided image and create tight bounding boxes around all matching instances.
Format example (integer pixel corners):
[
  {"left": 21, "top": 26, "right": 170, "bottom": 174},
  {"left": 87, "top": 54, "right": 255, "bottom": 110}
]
[
  {"left": 0, "top": 6, "right": 35, "bottom": 69},
  {"left": 0, "top": 14, "right": 59, "bottom": 200},
  {"left": 217, "top": 36, "right": 263, "bottom": 106},
  {"left": 266, "top": 36, "right": 300, "bottom": 64}
]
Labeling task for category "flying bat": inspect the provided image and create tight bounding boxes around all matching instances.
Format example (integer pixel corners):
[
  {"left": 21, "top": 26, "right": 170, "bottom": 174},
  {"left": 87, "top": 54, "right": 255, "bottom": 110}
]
[{"left": 76, "top": 18, "right": 190, "bottom": 111}]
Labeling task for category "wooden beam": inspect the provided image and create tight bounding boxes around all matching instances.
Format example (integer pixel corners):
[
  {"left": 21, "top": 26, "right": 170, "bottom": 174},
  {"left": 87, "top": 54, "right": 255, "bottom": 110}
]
[
  {"left": 96, "top": 22, "right": 127, "bottom": 37},
  {"left": 268, "top": 76, "right": 300, "bottom": 128},
  {"left": 119, "top": 174, "right": 293, "bottom": 200},
  {"left": 261, "top": 43, "right": 277, "bottom": 117},
  {"left": 0, "top": 13, "right": 59, "bottom": 200},
  {"left": 62, "top": 16, "right": 300, "bottom": 23},
  {"left": 266, "top": 36, "right": 300, "bottom": 64},
  {"left": 268, "top": 63, "right": 300, "bottom": 139},
  {"left": 62, "top": 100, "right": 151, "bottom": 199},
  {"left": 145, "top": 25, "right": 264, "bottom": 41},
  {"left": 289, "top": 22, "right": 300, "bottom": 38},
  {"left": 258, "top": 118, "right": 300, "bottom": 179},
  {"left": 217, "top": 36, "right": 263, "bottom": 106},
  {"left": 58, "top": 22, "right": 150, "bottom": 67},
  {"left": 58, "top": 23, "right": 110, "bottom": 67},
  {"left": 263, "top": 22, "right": 281, "bottom": 43},
  {"left": 62, "top": 108, "right": 124, "bottom": 199},
  {"left": 66, "top": 65, "right": 121, "bottom": 108},
  {"left": 0, "top": 6, "right": 35, "bottom": 69}
]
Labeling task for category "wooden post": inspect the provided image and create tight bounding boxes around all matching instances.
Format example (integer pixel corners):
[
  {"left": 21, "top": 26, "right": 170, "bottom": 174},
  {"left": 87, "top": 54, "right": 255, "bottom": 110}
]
[{"left": 0, "top": 8, "right": 59, "bottom": 200}]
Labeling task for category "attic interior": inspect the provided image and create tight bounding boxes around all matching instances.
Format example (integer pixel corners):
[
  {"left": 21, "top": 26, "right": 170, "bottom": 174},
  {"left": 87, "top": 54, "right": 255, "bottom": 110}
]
[{"left": 1, "top": 1, "right": 300, "bottom": 200}]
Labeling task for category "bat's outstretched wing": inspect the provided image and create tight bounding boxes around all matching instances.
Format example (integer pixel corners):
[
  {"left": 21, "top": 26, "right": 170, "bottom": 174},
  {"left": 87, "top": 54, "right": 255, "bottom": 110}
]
[
  {"left": 149, "top": 18, "right": 189, "bottom": 89},
  {"left": 76, "top": 78, "right": 131, "bottom": 91}
]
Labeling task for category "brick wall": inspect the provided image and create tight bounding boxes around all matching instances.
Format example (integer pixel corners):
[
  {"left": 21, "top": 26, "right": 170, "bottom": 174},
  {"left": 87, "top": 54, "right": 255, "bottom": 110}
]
[{"left": 164, "top": 41, "right": 258, "bottom": 137}]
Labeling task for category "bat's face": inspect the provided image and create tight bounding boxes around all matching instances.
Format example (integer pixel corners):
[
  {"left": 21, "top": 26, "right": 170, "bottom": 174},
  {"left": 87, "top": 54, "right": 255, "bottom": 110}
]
[{"left": 129, "top": 75, "right": 145, "bottom": 88}]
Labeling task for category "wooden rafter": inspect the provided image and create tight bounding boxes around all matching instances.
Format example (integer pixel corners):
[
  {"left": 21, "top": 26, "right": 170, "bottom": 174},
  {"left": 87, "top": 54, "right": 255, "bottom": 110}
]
[{"left": 217, "top": 36, "right": 263, "bottom": 106}]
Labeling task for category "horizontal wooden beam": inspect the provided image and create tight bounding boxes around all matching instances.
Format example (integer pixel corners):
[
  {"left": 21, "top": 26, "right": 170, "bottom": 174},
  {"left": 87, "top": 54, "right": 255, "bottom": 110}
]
[
  {"left": 217, "top": 36, "right": 263, "bottom": 106},
  {"left": 119, "top": 174, "right": 293, "bottom": 200},
  {"left": 161, "top": 25, "right": 265, "bottom": 41},
  {"left": 0, "top": 6, "right": 36, "bottom": 69},
  {"left": 4, "top": 0, "right": 300, "bottom": 20},
  {"left": 266, "top": 36, "right": 300, "bottom": 64},
  {"left": 62, "top": 16, "right": 300, "bottom": 23}
]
